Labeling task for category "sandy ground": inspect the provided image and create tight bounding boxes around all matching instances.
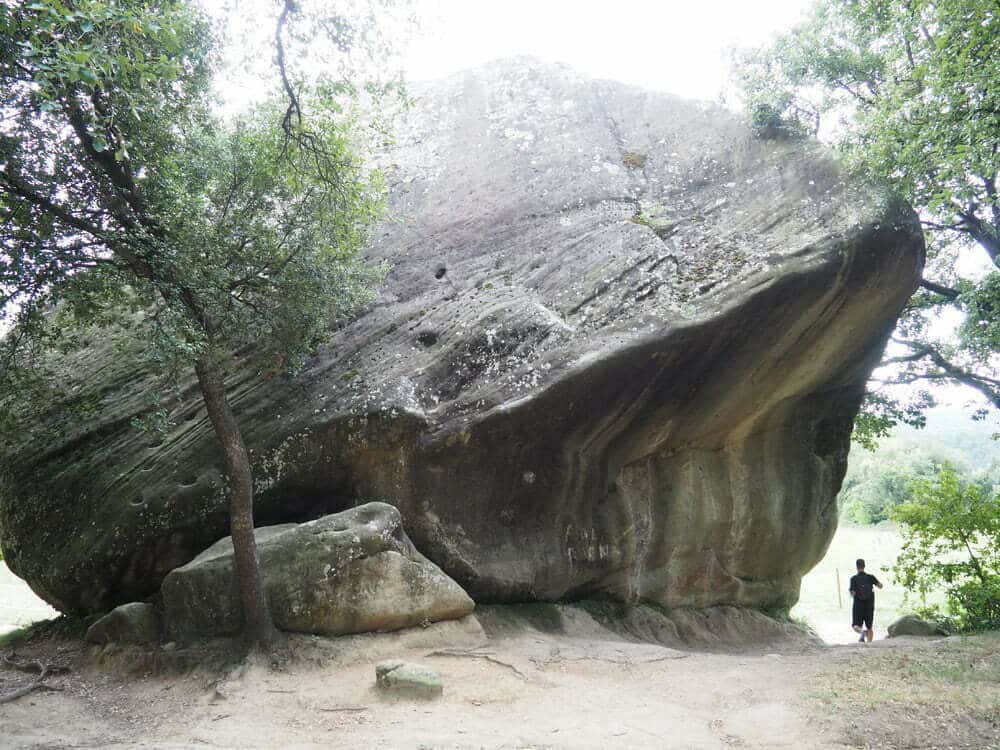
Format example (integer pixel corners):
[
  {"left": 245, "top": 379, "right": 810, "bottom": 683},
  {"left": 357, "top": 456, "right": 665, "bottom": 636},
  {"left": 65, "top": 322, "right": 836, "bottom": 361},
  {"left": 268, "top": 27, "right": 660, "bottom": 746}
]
[
  {"left": 1, "top": 623, "right": 825, "bottom": 749},
  {"left": 3, "top": 563, "right": 997, "bottom": 749},
  {"left": 4, "top": 614, "right": 995, "bottom": 750}
]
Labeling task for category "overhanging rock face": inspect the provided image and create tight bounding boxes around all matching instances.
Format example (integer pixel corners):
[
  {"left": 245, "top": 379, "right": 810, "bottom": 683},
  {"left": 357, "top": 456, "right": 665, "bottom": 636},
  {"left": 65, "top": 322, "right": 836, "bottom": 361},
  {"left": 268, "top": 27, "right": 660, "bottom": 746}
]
[{"left": 0, "top": 58, "right": 924, "bottom": 615}]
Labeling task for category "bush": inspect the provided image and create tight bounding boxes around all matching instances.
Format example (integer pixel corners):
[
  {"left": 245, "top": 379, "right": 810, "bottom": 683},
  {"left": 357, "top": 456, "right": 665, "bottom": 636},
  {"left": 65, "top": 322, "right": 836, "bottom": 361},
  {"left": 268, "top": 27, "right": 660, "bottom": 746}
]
[{"left": 892, "top": 465, "right": 1000, "bottom": 632}]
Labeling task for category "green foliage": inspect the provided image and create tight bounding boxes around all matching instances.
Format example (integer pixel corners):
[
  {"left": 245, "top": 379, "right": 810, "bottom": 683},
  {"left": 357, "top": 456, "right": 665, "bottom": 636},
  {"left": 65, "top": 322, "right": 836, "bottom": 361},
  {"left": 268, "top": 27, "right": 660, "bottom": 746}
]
[
  {"left": 0, "top": 625, "right": 30, "bottom": 648},
  {"left": 1, "top": 0, "right": 389, "bottom": 420},
  {"left": 851, "top": 390, "right": 932, "bottom": 451},
  {"left": 843, "top": 404, "right": 1000, "bottom": 524},
  {"left": 961, "top": 272, "right": 1000, "bottom": 358},
  {"left": 892, "top": 465, "right": 1000, "bottom": 632},
  {"left": 732, "top": 0, "right": 1000, "bottom": 425},
  {"left": 841, "top": 455, "right": 942, "bottom": 525},
  {"left": 733, "top": 0, "right": 999, "bottom": 215}
]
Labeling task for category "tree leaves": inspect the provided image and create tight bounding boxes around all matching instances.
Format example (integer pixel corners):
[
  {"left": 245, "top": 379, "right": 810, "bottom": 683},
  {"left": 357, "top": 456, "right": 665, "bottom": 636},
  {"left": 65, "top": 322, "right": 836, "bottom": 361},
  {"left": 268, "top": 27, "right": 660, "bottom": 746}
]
[
  {"left": 892, "top": 464, "right": 1000, "bottom": 631},
  {"left": 0, "top": 0, "right": 389, "bottom": 436}
]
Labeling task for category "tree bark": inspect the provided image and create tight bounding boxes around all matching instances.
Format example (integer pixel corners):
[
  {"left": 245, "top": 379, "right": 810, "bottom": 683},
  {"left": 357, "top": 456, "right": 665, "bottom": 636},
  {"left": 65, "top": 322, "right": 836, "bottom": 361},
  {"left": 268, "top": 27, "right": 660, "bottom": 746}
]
[{"left": 195, "top": 356, "right": 277, "bottom": 647}]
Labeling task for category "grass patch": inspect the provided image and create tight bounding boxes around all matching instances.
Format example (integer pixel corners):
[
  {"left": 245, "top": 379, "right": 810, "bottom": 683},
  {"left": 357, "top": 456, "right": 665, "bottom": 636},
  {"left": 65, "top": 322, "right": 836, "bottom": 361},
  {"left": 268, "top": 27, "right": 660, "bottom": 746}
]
[
  {"left": 0, "top": 615, "right": 88, "bottom": 650},
  {"left": 812, "top": 631, "right": 1000, "bottom": 721},
  {"left": 0, "top": 624, "right": 32, "bottom": 648}
]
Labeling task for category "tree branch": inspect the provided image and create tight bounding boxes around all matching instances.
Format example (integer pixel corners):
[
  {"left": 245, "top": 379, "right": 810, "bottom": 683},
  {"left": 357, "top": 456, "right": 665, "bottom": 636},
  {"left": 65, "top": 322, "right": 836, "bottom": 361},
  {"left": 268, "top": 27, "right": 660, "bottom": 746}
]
[
  {"left": 918, "top": 278, "right": 961, "bottom": 300},
  {"left": 955, "top": 206, "right": 1000, "bottom": 266},
  {"left": 63, "top": 97, "right": 161, "bottom": 237},
  {"left": 982, "top": 172, "right": 999, "bottom": 234},
  {"left": 0, "top": 171, "right": 109, "bottom": 240},
  {"left": 885, "top": 339, "right": 1000, "bottom": 408},
  {"left": 275, "top": 0, "right": 302, "bottom": 139}
]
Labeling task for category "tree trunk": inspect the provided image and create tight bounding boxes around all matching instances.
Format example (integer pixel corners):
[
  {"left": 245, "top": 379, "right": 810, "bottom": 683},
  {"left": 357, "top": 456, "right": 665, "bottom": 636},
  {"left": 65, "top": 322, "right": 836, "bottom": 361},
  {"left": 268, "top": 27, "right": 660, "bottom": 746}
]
[{"left": 195, "top": 356, "right": 277, "bottom": 647}]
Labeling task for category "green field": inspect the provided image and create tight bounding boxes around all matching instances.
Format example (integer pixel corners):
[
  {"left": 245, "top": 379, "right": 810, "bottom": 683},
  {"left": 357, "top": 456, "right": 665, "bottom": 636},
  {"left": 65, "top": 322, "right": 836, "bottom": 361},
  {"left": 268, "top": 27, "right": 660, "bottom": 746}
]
[{"left": 792, "top": 522, "right": 946, "bottom": 643}]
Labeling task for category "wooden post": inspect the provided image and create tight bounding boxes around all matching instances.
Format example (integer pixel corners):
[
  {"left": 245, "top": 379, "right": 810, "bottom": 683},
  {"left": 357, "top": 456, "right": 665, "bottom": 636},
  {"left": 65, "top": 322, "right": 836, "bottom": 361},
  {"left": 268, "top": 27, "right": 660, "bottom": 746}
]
[{"left": 836, "top": 568, "right": 843, "bottom": 609}]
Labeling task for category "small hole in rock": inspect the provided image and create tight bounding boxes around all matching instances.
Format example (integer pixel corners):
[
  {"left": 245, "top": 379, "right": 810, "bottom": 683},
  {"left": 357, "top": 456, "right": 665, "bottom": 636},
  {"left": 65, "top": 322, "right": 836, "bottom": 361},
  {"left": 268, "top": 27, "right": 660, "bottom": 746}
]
[
  {"left": 434, "top": 266, "right": 447, "bottom": 279},
  {"left": 130, "top": 496, "right": 145, "bottom": 506},
  {"left": 417, "top": 331, "right": 438, "bottom": 347},
  {"left": 180, "top": 475, "right": 198, "bottom": 487}
]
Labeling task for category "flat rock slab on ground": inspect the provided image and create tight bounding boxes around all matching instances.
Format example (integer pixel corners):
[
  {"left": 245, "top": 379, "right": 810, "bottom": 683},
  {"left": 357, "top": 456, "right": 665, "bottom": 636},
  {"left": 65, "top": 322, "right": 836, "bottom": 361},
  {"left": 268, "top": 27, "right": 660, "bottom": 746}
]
[{"left": 375, "top": 660, "right": 443, "bottom": 698}]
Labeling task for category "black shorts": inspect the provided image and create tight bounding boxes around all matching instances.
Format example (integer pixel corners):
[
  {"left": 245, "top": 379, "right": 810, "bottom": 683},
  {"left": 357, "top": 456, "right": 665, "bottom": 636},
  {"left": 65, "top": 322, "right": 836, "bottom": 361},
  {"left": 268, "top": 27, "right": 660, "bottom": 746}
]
[{"left": 852, "top": 598, "right": 874, "bottom": 629}]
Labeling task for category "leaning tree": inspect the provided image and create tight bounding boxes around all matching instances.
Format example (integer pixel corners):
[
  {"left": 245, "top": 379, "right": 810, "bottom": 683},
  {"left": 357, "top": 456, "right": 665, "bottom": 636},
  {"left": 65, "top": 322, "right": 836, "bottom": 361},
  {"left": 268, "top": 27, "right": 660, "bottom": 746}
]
[
  {"left": 0, "top": 0, "right": 401, "bottom": 645},
  {"left": 731, "top": 0, "right": 1000, "bottom": 444}
]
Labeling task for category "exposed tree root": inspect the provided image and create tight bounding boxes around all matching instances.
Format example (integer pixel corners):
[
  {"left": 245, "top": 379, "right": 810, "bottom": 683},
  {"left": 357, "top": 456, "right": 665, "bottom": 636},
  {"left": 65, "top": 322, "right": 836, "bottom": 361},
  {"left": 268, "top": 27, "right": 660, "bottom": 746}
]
[
  {"left": 425, "top": 648, "right": 529, "bottom": 679},
  {"left": 2, "top": 654, "right": 71, "bottom": 675},
  {"left": 0, "top": 664, "right": 63, "bottom": 704}
]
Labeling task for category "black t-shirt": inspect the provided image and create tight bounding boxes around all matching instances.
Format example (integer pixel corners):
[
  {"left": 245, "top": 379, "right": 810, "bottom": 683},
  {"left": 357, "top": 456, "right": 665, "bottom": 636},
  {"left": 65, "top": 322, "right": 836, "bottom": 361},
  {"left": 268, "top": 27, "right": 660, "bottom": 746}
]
[{"left": 850, "top": 572, "right": 881, "bottom": 601}]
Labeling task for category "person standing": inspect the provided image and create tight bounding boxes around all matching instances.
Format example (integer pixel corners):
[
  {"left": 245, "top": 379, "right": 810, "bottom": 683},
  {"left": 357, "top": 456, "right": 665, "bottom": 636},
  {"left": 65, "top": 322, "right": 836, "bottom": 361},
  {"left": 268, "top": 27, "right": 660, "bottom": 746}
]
[{"left": 849, "top": 558, "right": 883, "bottom": 643}]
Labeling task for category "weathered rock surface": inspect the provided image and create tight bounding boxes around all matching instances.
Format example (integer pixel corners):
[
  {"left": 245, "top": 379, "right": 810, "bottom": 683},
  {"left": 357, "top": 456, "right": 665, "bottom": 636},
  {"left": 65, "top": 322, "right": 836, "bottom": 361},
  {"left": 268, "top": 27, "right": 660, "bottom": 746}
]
[
  {"left": 160, "top": 503, "right": 474, "bottom": 638},
  {"left": 85, "top": 602, "right": 162, "bottom": 645},
  {"left": 375, "top": 660, "right": 444, "bottom": 698},
  {"left": 887, "top": 614, "right": 947, "bottom": 638},
  {"left": 0, "top": 58, "right": 923, "bottom": 615}
]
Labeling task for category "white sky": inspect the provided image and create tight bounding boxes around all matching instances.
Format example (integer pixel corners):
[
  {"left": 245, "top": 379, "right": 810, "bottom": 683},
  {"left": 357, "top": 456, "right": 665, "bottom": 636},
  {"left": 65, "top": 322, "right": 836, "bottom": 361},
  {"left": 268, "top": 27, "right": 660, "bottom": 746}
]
[{"left": 402, "top": 0, "right": 809, "bottom": 98}]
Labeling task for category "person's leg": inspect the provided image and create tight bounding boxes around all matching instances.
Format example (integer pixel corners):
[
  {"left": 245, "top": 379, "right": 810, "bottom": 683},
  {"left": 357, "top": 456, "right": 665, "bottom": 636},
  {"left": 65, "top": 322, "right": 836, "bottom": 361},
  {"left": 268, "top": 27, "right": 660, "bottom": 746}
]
[
  {"left": 852, "top": 599, "right": 865, "bottom": 641},
  {"left": 864, "top": 601, "right": 874, "bottom": 641}
]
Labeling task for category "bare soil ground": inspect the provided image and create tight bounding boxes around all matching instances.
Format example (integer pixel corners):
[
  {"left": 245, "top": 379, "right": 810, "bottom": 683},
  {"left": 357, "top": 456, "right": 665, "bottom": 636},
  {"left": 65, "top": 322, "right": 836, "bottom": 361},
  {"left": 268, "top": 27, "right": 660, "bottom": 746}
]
[{"left": 1, "top": 614, "right": 997, "bottom": 750}]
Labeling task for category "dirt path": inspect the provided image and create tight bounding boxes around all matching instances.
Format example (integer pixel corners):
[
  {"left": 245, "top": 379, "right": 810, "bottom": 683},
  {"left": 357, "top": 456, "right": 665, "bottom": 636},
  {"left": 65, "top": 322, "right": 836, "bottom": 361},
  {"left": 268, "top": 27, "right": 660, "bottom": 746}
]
[{"left": 4, "top": 617, "right": 995, "bottom": 750}]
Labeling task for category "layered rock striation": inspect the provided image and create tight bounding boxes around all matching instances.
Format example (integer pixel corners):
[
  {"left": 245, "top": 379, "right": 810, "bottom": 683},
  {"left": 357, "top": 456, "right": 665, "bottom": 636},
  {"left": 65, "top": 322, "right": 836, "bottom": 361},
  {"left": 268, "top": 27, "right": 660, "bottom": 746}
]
[{"left": 0, "top": 58, "right": 923, "bottom": 615}]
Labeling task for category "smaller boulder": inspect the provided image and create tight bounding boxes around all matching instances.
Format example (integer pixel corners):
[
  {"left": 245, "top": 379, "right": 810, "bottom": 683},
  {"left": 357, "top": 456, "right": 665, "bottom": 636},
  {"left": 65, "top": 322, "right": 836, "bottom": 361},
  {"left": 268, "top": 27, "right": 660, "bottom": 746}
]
[
  {"left": 161, "top": 502, "right": 475, "bottom": 639},
  {"left": 85, "top": 602, "right": 161, "bottom": 645},
  {"left": 887, "top": 614, "right": 947, "bottom": 638},
  {"left": 375, "top": 660, "right": 443, "bottom": 698}
]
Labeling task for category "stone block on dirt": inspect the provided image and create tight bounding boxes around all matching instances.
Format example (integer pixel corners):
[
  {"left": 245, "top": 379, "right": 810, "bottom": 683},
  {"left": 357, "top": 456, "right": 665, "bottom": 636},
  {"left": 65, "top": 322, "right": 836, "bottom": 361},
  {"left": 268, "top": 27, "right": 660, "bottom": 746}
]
[
  {"left": 85, "top": 602, "right": 161, "bottom": 645},
  {"left": 887, "top": 614, "right": 947, "bottom": 637},
  {"left": 375, "top": 660, "right": 443, "bottom": 698},
  {"left": 160, "top": 502, "right": 474, "bottom": 639}
]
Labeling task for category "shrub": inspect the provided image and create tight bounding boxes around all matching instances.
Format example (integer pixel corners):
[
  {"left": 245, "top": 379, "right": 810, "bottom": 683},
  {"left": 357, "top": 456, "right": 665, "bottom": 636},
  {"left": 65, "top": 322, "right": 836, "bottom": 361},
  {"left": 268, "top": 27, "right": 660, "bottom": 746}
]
[{"left": 892, "top": 465, "right": 1000, "bottom": 632}]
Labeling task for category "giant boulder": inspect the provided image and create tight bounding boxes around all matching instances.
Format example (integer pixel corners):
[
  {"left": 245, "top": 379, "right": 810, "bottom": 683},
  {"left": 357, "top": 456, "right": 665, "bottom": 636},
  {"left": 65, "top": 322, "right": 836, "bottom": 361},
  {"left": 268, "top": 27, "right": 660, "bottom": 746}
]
[{"left": 0, "top": 58, "right": 923, "bottom": 615}]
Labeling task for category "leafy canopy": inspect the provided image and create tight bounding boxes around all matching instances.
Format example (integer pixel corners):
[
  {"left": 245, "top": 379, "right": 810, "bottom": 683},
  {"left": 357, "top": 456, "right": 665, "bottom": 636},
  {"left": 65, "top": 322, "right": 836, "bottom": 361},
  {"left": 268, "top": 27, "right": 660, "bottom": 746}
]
[{"left": 1, "top": 0, "right": 385, "bottom": 413}]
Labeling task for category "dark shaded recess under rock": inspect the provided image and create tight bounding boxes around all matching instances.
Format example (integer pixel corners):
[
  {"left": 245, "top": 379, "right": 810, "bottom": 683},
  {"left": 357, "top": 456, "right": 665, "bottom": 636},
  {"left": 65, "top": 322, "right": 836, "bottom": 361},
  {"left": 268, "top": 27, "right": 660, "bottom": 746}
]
[{"left": 0, "top": 57, "right": 923, "bottom": 616}]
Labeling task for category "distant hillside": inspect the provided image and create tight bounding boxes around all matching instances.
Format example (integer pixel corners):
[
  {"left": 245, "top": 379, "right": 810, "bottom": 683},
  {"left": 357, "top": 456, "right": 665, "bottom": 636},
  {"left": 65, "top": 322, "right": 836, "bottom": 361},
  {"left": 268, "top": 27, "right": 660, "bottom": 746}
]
[
  {"left": 840, "top": 404, "right": 1000, "bottom": 523},
  {"left": 893, "top": 404, "right": 1000, "bottom": 469}
]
